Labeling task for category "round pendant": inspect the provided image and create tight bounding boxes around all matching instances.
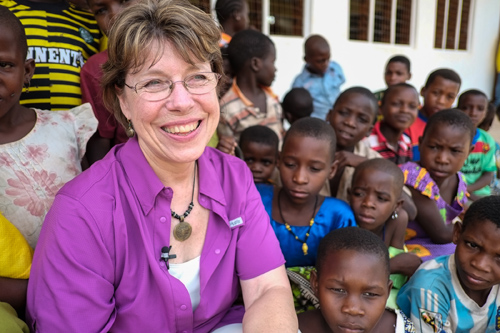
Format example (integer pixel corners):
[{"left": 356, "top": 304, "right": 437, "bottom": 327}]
[{"left": 173, "top": 222, "right": 192, "bottom": 242}]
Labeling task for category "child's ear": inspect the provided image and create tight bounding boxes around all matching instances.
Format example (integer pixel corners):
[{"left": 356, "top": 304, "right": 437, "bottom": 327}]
[
  {"left": 420, "top": 86, "right": 426, "bottom": 98},
  {"left": 24, "top": 59, "right": 35, "bottom": 83},
  {"left": 310, "top": 269, "right": 319, "bottom": 295},
  {"left": 328, "top": 159, "right": 338, "bottom": 180},
  {"left": 326, "top": 108, "right": 333, "bottom": 123},
  {"left": 386, "top": 279, "right": 393, "bottom": 299},
  {"left": 250, "top": 57, "right": 261, "bottom": 72},
  {"left": 452, "top": 222, "right": 463, "bottom": 244},
  {"left": 395, "top": 197, "right": 404, "bottom": 211},
  {"left": 418, "top": 135, "right": 423, "bottom": 147}
]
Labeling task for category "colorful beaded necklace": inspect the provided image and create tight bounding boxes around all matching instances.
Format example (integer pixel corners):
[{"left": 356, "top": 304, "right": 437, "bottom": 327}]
[{"left": 277, "top": 189, "right": 318, "bottom": 256}]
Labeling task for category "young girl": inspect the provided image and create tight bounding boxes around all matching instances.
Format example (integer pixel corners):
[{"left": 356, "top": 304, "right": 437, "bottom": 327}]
[
  {"left": 0, "top": 7, "right": 98, "bottom": 249},
  {"left": 349, "top": 158, "right": 421, "bottom": 309},
  {"left": 400, "top": 109, "right": 473, "bottom": 262},
  {"left": 256, "top": 117, "right": 356, "bottom": 268}
]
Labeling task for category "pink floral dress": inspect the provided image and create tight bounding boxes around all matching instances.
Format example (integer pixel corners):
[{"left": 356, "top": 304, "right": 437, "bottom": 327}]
[{"left": 0, "top": 104, "right": 97, "bottom": 248}]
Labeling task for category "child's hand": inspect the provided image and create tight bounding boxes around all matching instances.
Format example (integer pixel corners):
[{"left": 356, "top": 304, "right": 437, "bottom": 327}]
[
  {"left": 216, "top": 135, "right": 237, "bottom": 156},
  {"left": 389, "top": 252, "right": 422, "bottom": 277},
  {"left": 334, "top": 151, "right": 367, "bottom": 170}
]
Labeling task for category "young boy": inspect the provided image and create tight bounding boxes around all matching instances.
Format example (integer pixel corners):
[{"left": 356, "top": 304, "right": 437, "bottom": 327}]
[
  {"left": 239, "top": 125, "right": 279, "bottom": 184},
  {"left": 397, "top": 196, "right": 500, "bottom": 332},
  {"left": 374, "top": 55, "right": 412, "bottom": 102},
  {"left": 406, "top": 69, "right": 461, "bottom": 161},
  {"left": 366, "top": 83, "right": 420, "bottom": 164},
  {"left": 218, "top": 29, "right": 284, "bottom": 143},
  {"left": 2, "top": 0, "right": 101, "bottom": 110},
  {"left": 282, "top": 87, "right": 314, "bottom": 126},
  {"left": 326, "top": 87, "right": 381, "bottom": 202},
  {"left": 457, "top": 90, "right": 497, "bottom": 199},
  {"left": 292, "top": 35, "right": 345, "bottom": 120},
  {"left": 298, "top": 227, "right": 415, "bottom": 333}
]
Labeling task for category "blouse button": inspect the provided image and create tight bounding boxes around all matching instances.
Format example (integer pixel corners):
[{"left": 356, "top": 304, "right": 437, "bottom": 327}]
[
  {"left": 215, "top": 249, "right": 220, "bottom": 254},
  {"left": 160, "top": 216, "right": 167, "bottom": 223},
  {"left": 180, "top": 304, "right": 187, "bottom": 310},
  {"left": 160, "top": 261, "right": 165, "bottom": 267}
]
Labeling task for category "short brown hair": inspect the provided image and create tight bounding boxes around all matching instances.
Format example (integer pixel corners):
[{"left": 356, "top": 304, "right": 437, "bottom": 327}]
[{"left": 101, "top": 0, "right": 223, "bottom": 128}]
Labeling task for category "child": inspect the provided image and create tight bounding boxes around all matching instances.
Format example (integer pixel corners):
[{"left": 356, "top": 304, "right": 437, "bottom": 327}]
[
  {"left": 218, "top": 29, "right": 284, "bottom": 144},
  {"left": 282, "top": 87, "right": 314, "bottom": 126},
  {"left": 397, "top": 196, "right": 500, "bottom": 332},
  {"left": 349, "top": 158, "right": 422, "bottom": 309},
  {"left": 374, "top": 55, "right": 412, "bottom": 102},
  {"left": 457, "top": 90, "right": 496, "bottom": 199},
  {"left": 292, "top": 35, "right": 345, "bottom": 120},
  {"left": 215, "top": 0, "right": 249, "bottom": 48},
  {"left": 298, "top": 227, "right": 416, "bottom": 333},
  {"left": 256, "top": 117, "right": 355, "bottom": 268},
  {"left": 400, "top": 109, "right": 473, "bottom": 262},
  {"left": 478, "top": 103, "right": 500, "bottom": 195},
  {"left": 326, "top": 87, "right": 381, "bottom": 202},
  {"left": 406, "top": 69, "right": 461, "bottom": 161},
  {"left": 0, "top": 6, "right": 98, "bottom": 249},
  {"left": 80, "top": 0, "right": 140, "bottom": 163},
  {"left": 366, "top": 83, "right": 419, "bottom": 164},
  {"left": 1, "top": 0, "right": 101, "bottom": 110},
  {"left": 239, "top": 125, "right": 279, "bottom": 184}
]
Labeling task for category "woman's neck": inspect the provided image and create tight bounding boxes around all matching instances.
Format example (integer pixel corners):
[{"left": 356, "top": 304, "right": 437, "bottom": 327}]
[{"left": 379, "top": 121, "right": 404, "bottom": 148}]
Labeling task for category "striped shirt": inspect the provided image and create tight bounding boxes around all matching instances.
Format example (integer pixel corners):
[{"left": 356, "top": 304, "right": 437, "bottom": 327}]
[
  {"left": 365, "top": 121, "right": 412, "bottom": 164},
  {"left": 2, "top": 0, "right": 102, "bottom": 110}
]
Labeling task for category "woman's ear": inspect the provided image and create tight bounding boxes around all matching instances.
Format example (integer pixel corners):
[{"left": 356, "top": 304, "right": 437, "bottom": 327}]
[{"left": 116, "top": 85, "right": 131, "bottom": 120}]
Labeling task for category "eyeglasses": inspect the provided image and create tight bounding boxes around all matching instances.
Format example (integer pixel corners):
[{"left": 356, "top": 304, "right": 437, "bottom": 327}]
[{"left": 124, "top": 72, "right": 222, "bottom": 101}]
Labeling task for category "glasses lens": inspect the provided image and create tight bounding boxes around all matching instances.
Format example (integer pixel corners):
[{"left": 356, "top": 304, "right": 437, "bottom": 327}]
[{"left": 185, "top": 73, "right": 219, "bottom": 95}]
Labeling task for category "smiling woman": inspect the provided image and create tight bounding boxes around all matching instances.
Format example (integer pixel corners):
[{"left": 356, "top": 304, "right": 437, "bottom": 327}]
[{"left": 25, "top": 0, "right": 297, "bottom": 332}]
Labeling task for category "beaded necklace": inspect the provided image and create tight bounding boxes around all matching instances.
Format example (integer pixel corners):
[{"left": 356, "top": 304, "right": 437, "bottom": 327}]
[
  {"left": 277, "top": 189, "right": 318, "bottom": 256},
  {"left": 171, "top": 162, "right": 196, "bottom": 241}
]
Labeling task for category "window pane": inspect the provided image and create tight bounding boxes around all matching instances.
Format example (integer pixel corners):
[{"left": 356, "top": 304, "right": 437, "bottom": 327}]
[
  {"left": 270, "top": 0, "right": 303, "bottom": 36},
  {"left": 374, "top": 0, "right": 391, "bottom": 43},
  {"left": 445, "top": 0, "right": 459, "bottom": 49},
  {"left": 350, "top": 0, "right": 370, "bottom": 41},
  {"left": 189, "top": 0, "right": 210, "bottom": 13},
  {"left": 395, "top": 0, "right": 411, "bottom": 45},
  {"left": 249, "top": 0, "right": 263, "bottom": 31},
  {"left": 435, "top": 0, "right": 446, "bottom": 48},
  {"left": 458, "top": 0, "right": 471, "bottom": 50}
]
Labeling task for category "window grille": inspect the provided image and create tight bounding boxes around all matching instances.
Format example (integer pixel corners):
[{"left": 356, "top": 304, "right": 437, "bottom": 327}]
[{"left": 435, "top": 0, "right": 472, "bottom": 50}]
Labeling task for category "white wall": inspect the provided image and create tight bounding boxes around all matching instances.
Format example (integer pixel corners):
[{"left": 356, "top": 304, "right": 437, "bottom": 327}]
[{"left": 269, "top": 0, "right": 500, "bottom": 104}]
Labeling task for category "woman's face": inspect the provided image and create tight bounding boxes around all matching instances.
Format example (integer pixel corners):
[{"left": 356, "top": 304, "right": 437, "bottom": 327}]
[{"left": 118, "top": 40, "right": 220, "bottom": 167}]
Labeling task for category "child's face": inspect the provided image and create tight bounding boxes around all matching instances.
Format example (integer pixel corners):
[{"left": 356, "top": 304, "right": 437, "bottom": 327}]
[
  {"left": 255, "top": 44, "right": 276, "bottom": 87},
  {"left": 381, "top": 86, "right": 419, "bottom": 132},
  {"left": 304, "top": 46, "right": 330, "bottom": 76},
  {"left": 349, "top": 168, "right": 402, "bottom": 233},
  {"left": 88, "top": 0, "right": 138, "bottom": 36},
  {"left": 233, "top": 1, "right": 250, "bottom": 32},
  {"left": 420, "top": 76, "right": 460, "bottom": 117},
  {"left": 328, "top": 93, "right": 376, "bottom": 151},
  {"left": 279, "top": 135, "right": 336, "bottom": 205},
  {"left": 453, "top": 220, "right": 500, "bottom": 302},
  {"left": 419, "top": 124, "right": 471, "bottom": 184},
  {"left": 0, "top": 27, "right": 35, "bottom": 118},
  {"left": 384, "top": 61, "right": 411, "bottom": 86},
  {"left": 458, "top": 94, "right": 488, "bottom": 128},
  {"left": 310, "top": 250, "right": 391, "bottom": 333},
  {"left": 241, "top": 141, "right": 277, "bottom": 183}
]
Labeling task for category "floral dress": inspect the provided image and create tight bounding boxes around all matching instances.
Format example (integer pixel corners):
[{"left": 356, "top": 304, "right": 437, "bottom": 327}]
[
  {"left": 400, "top": 162, "right": 467, "bottom": 262},
  {"left": 0, "top": 104, "right": 97, "bottom": 248}
]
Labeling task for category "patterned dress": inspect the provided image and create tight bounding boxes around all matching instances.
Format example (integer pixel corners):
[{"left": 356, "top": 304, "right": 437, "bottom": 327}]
[
  {"left": 400, "top": 162, "right": 467, "bottom": 262},
  {"left": 0, "top": 104, "right": 97, "bottom": 248}
]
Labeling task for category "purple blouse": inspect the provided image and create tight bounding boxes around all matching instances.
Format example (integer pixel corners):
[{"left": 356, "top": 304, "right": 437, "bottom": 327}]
[{"left": 26, "top": 137, "right": 285, "bottom": 332}]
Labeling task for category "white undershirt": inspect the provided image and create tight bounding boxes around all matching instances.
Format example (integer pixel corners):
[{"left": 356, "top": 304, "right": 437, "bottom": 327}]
[{"left": 169, "top": 256, "right": 201, "bottom": 311}]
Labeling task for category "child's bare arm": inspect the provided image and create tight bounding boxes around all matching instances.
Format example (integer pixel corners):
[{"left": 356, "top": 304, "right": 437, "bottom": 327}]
[
  {"left": 466, "top": 171, "right": 494, "bottom": 193},
  {"left": 84, "top": 132, "right": 112, "bottom": 166},
  {"left": 401, "top": 190, "right": 417, "bottom": 220},
  {"left": 409, "top": 187, "right": 454, "bottom": 243},
  {"left": 389, "top": 253, "right": 422, "bottom": 277},
  {"left": 334, "top": 151, "right": 367, "bottom": 170},
  {"left": 216, "top": 135, "right": 237, "bottom": 155},
  {"left": 0, "top": 277, "right": 28, "bottom": 316},
  {"left": 387, "top": 209, "right": 408, "bottom": 250}
]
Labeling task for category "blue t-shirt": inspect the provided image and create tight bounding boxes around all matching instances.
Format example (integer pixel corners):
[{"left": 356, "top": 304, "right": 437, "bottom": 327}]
[
  {"left": 397, "top": 254, "right": 500, "bottom": 332},
  {"left": 256, "top": 183, "right": 356, "bottom": 267}
]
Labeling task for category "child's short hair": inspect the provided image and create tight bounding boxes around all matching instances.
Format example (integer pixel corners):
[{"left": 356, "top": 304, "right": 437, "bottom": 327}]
[
  {"left": 479, "top": 102, "right": 496, "bottom": 131},
  {"left": 316, "top": 227, "right": 390, "bottom": 276},
  {"left": 352, "top": 158, "right": 404, "bottom": 197},
  {"left": 304, "top": 34, "right": 329, "bottom": 56},
  {"left": 423, "top": 108, "right": 475, "bottom": 143},
  {"left": 282, "top": 88, "right": 313, "bottom": 119},
  {"left": 214, "top": 0, "right": 246, "bottom": 24},
  {"left": 0, "top": 6, "right": 28, "bottom": 60},
  {"left": 227, "top": 29, "right": 274, "bottom": 74},
  {"left": 387, "top": 55, "right": 411, "bottom": 72},
  {"left": 333, "top": 87, "right": 379, "bottom": 122},
  {"left": 239, "top": 125, "right": 279, "bottom": 152},
  {"left": 380, "top": 83, "right": 418, "bottom": 106},
  {"left": 462, "top": 196, "right": 500, "bottom": 231},
  {"left": 457, "top": 89, "right": 488, "bottom": 107},
  {"left": 283, "top": 117, "right": 336, "bottom": 161},
  {"left": 425, "top": 68, "right": 461, "bottom": 88}
]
